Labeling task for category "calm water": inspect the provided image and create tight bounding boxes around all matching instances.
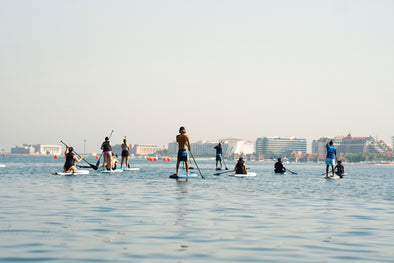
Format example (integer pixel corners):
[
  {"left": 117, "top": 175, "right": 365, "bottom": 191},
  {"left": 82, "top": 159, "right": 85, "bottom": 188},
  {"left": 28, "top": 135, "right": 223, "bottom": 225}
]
[{"left": 0, "top": 155, "right": 393, "bottom": 262}]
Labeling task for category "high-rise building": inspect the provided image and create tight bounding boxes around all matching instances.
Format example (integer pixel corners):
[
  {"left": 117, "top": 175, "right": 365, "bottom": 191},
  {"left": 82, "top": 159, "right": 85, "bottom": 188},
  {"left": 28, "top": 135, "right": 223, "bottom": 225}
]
[
  {"left": 312, "top": 134, "right": 391, "bottom": 155},
  {"left": 255, "top": 137, "right": 307, "bottom": 155}
]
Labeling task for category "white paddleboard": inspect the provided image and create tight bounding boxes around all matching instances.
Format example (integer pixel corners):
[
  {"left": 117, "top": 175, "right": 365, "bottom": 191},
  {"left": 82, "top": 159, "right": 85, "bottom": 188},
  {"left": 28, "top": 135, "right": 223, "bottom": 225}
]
[
  {"left": 169, "top": 173, "right": 199, "bottom": 179},
  {"left": 123, "top": 168, "right": 140, "bottom": 171},
  {"left": 0, "top": 164, "right": 6, "bottom": 168},
  {"left": 229, "top": 172, "right": 257, "bottom": 177},
  {"left": 53, "top": 170, "right": 90, "bottom": 176}
]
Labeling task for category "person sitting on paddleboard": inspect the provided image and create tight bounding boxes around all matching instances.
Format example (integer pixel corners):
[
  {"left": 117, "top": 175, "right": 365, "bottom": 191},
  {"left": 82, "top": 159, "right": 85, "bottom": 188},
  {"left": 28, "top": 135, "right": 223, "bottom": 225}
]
[
  {"left": 101, "top": 136, "right": 113, "bottom": 171},
  {"left": 274, "top": 158, "right": 286, "bottom": 174},
  {"left": 121, "top": 138, "right": 130, "bottom": 168},
  {"left": 335, "top": 160, "right": 345, "bottom": 178},
  {"left": 214, "top": 143, "right": 223, "bottom": 169},
  {"left": 325, "top": 140, "right": 337, "bottom": 178},
  {"left": 175, "top": 126, "right": 191, "bottom": 176},
  {"left": 111, "top": 152, "right": 119, "bottom": 170},
  {"left": 63, "top": 146, "right": 82, "bottom": 173},
  {"left": 234, "top": 157, "right": 248, "bottom": 174}
]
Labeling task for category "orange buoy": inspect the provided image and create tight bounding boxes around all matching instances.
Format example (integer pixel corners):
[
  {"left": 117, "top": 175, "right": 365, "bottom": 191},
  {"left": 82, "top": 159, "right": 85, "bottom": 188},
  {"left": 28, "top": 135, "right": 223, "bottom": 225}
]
[{"left": 54, "top": 155, "right": 58, "bottom": 159}]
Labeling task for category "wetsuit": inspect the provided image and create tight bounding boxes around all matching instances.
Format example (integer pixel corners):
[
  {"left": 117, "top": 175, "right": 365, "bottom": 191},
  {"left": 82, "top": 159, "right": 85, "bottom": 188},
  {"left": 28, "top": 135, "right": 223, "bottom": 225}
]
[
  {"left": 274, "top": 162, "right": 286, "bottom": 173},
  {"left": 64, "top": 152, "right": 75, "bottom": 171}
]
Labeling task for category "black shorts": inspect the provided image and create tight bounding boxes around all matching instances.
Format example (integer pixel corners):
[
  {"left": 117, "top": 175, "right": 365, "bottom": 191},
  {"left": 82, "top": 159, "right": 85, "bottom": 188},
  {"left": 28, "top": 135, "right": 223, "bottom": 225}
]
[
  {"left": 177, "top": 149, "right": 188, "bottom": 162},
  {"left": 121, "top": 150, "right": 129, "bottom": 157}
]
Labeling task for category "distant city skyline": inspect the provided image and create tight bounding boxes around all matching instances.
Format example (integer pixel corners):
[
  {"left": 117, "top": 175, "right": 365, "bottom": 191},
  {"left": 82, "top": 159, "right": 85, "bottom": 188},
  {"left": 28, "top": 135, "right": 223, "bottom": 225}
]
[
  {"left": 5, "top": 133, "right": 393, "bottom": 156},
  {"left": 1, "top": 1, "right": 393, "bottom": 154}
]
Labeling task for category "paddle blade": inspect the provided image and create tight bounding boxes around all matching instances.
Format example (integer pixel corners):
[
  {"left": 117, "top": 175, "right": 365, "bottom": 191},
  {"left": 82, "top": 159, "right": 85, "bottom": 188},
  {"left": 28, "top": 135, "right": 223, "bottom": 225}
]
[{"left": 90, "top": 164, "right": 98, "bottom": 170}]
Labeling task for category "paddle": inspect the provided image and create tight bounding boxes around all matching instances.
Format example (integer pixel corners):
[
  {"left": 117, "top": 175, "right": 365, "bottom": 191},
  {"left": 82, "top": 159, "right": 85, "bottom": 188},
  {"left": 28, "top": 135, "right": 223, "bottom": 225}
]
[
  {"left": 188, "top": 149, "right": 204, "bottom": 179},
  {"left": 214, "top": 170, "right": 234, "bottom": 175},
  {"left": 96, "top": 130, "right": 114, "bottom": 167},
  {"left": 221, "top": 155, "right": 229, "bottom": 170},
  {"left": 60, "top": 141, "right": 98, "bottom": 170}
]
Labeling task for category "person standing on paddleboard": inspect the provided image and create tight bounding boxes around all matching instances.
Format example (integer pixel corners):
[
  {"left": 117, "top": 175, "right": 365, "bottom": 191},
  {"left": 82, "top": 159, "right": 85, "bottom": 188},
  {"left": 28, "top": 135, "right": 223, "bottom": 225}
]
[
  {"left": 176, "top": 126, "right": 191, "bottom": 176},
  {"left": 325, "top": 140, "right": 337, "bottom": 178},
  {"left": 274, "top": 158, "right": 286, "bottom": 174},
  {"left": 234, "top": 157, "right": 248, "bottom": 174},
  {"left": 214, "top": 143, "right": 223, "bottom": 170},
  {"left": 63, "top": 146, "right": 82, "bottom": 173},
  {"left": 101, "top": 137, "right": 113, "bottom": 170},
  {"left": 121, "top": 138, "right": 130, "bottom": 168}
]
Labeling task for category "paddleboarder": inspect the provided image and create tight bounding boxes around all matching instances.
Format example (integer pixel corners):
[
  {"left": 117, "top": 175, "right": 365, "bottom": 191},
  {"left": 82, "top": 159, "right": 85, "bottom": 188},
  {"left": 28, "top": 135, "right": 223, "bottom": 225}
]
[
  {"left": 325, "top": 140, "right": 337, "bottom": 178},
  {"left": 335, "top": 160, "right": 345, "bottom": 178},
  {"left": 121, "top": 138, "right": 130, "bottom": 168},
  {"left": 63, "top": 146, "right": 83, "bottom": 173},
  {"left": 101, "top": 136, "right": 113, "bottom": 170},
  {"left": 214, "top": 143, "right": 223, "bottom": 170},
  {"left": 234, "top": 157, "right": 248, "bottom": 174},
  {"left": 175, "top": 126, "right": 191, "bottom": 176},
  {"left": 274, "top": 158, "right": 286, "bottom": 174}
]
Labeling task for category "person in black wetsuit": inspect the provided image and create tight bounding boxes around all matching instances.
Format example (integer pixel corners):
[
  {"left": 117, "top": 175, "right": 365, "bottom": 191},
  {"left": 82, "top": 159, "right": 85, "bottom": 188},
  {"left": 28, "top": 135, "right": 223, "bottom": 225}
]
[
  {"left": 274, "top": 158, "right": 286, "bottom": 174},
  {"left": 335, "top": 160, "right": 345, "bottom": 178},
  {"left": 214, "top": 143, "right": 223, "bottom": 170},
  {"left": 63, "top": 146, "right": 82, "bottom": 173},
  {"left": 234, "top": 157, "right": 248, "bottom": 174}
]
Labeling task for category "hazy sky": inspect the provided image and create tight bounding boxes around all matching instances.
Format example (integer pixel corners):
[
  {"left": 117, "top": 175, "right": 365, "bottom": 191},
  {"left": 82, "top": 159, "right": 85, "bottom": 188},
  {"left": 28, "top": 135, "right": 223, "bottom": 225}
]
[{"left": 1, "top": 0, "right": 393, "bottom": 153}]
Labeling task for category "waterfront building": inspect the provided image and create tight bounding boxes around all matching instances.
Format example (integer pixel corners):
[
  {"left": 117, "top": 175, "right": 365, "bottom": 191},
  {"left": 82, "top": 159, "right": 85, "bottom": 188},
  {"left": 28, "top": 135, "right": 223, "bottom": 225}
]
[
  {"left": 255, "top": 137, "right": 307, "bottom": 155},
  {"left": 312, "top": 134, "right": 392, "bottom": 155},
  {"left": 11, "top": 144, "right": 61, "bottom": 155},
  {"left": 11, "top": 145, "right": 35, "bottom": 154},
  {"left": 112, "top": 144, "right": 167, "bottom": 156},
  {"left": 167, "top": 138, "right": 255, "bottom": 157}
]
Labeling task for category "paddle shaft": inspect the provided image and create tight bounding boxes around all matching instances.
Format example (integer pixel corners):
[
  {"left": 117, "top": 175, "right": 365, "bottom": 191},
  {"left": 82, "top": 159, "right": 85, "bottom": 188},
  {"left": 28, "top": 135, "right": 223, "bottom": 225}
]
[
  {"left": 60, "top": 141, "right": 98, "bottom": 170},
  {"left": 96, "top": 130, "right": 114, "bottom": 166},
  {"left": 188, "top": 149, "right": 204, "bottom": 179}
]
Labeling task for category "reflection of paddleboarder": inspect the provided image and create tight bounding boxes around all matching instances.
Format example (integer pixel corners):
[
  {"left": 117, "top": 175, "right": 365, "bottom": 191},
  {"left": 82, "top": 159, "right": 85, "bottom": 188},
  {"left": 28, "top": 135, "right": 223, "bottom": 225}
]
[
  {"left": 63, "top": 146, "right": 82, "bottom": 173},
  {"left": 175, "top": 127, "right": 191, "bottom": 176}
]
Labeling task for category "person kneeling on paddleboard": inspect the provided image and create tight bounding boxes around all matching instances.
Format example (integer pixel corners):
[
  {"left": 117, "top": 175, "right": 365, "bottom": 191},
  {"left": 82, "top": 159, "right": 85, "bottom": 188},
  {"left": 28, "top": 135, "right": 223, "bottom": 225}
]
[
  {"left": 175, "top": 126, "right": 191, "bottom": 176},
  {"left": 234, "top": 157, "right": 248, "bottom": 174},
  {"left": 274, "top": 158, "right": 286, "bottom": 174},
  {"left": 335, "top": 160, "right": 345, "bottom": 178},
  {"left": 64, "top": 146, "right": 82, "bottom": 173}
]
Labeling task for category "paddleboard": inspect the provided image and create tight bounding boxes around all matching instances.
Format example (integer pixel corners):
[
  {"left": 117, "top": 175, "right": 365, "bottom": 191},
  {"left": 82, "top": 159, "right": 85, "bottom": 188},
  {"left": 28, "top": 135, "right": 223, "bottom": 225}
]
[
  {"left": 169, "top": 173, "right": 199, "bottom": 179},
  {"left": 229, "top": 172, "right": 256, "bottom": 177},
  {"left": 123, "top": 168, "right": 140, "bottom": 171},
  {"left": 53, "top": 170, "right": 90, "bottom": 176},
  {"left": 0, "top": 164, "right": 6, "bottom": 168},
  {"left": 216, "top": 167, "right": 223, "bottom": 171},
  {"left": 275, "top": 172, "right": 287, "bottom": 175}
]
